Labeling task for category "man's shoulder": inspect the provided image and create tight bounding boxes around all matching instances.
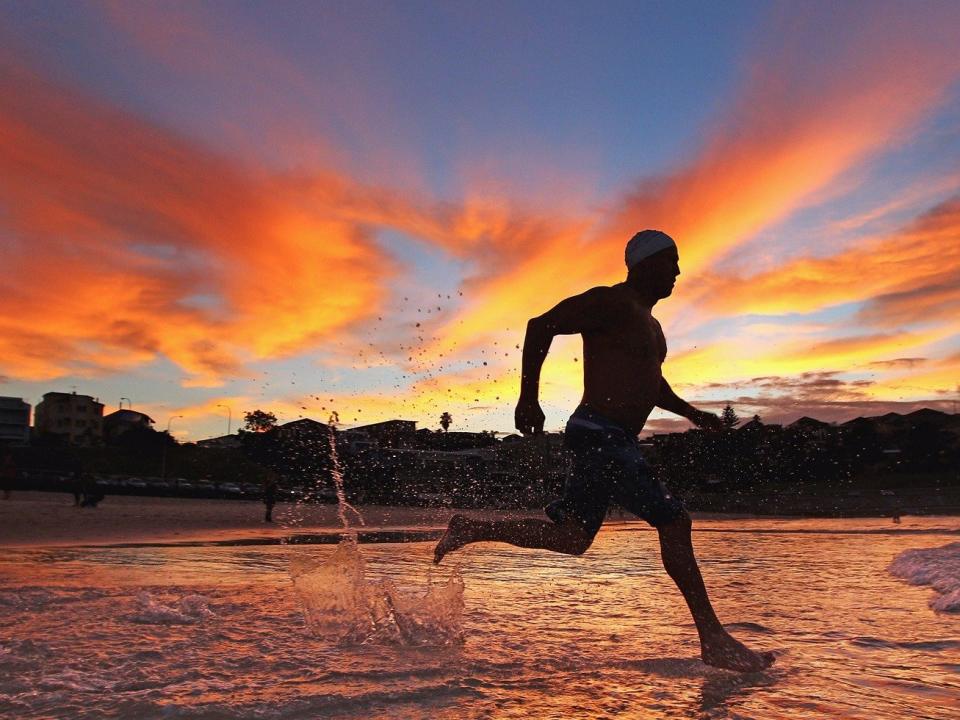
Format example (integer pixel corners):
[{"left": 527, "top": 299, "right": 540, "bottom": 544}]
[{"left": 578, "top": 284, "right": 626, "bottom": 305}]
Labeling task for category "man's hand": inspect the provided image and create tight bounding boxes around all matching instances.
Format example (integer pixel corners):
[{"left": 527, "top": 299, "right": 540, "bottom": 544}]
[
  {"left": 515, "top": 395, "right": 545, "bottom": 435},
  {"left": 689, "top": 408, "right": 722, "bottom": 431}
]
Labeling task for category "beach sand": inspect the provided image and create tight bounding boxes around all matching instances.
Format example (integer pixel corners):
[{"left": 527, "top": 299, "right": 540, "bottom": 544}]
[{"left": 0, "top": 491, "right": 528, "bottom": 547}]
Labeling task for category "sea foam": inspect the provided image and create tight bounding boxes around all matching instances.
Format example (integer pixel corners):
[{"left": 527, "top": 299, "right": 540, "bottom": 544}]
[
  {"left": 130, "top": 592, "right": 217, "bottom": 624},
  {"left": 889, "top": 541, "right": 960, "bottom": 613}
]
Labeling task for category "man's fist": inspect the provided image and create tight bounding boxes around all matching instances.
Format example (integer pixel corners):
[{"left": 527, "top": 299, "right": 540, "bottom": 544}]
[
  {"left": 515, "top": 396, "right": 545, "bottom": 435},
  {"left": 690, "top": 409, "right": 722, "bottom": 431}
]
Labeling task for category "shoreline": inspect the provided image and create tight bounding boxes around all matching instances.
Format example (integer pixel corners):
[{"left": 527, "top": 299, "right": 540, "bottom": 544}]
[{"left": 2, "top": 491, "right": 958, "bottom": 549}]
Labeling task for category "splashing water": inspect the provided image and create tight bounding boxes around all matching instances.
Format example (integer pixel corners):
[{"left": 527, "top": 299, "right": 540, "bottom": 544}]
[
  {"left": 285, "top": 417, "right": 464, "bottom": 645},
  {"left": 289, "top": 537, "right": 464, "bottom": 645},
  {"left": 327, "top": 423, "right": 362, "bottom": 531},
  {"left": 130, "top": 592, "right": 216, "bottom": 625},
  {"left": 889, "top": 541, "right": 960, "bottom": 612}
]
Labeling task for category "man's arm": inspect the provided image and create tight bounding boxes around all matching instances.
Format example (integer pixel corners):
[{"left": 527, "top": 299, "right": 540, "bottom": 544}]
[
  {"left": 657, "top": 377, "right": 722, "bottom": 430},
  {"left": 515, "top": 287, "right": 613, "bottom": 435}
]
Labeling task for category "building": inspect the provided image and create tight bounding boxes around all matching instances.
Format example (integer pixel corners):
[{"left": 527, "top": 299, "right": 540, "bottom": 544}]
[
  {"left": 103, "top": 408, "right": 156, "bottom": 442},
  {"left": 341, "top": 419, "right": 417, "bottom": 448},
  {"left": 0, "top": 396, "right": 30, "bottom": 444},
  {"left": 34, "top": 391, "right": 104, "bottom": 445},
  {"left": 196, "top": 434, "right": 243, "bottom": 449}
]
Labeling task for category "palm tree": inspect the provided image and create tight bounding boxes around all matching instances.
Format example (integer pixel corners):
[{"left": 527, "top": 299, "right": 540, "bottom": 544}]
[{"left": 440, "top": 412, "right": 452, "bottom": 432}]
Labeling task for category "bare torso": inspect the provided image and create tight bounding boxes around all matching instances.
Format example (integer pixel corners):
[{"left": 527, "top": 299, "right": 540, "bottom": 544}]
[{"left": 580, "top": 284, "right": 666, "bottom": 435}]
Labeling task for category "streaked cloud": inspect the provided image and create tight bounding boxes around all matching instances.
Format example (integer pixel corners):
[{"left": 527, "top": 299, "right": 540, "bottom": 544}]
[
  {"left": 424, "top": 3, "right": 960, "bottom": 358},
  {"left": 0, "top": 56, "right": 407, "bottom": 385},
  {"left": 697, "top": 195, "right": 960, "bottom": 320}
]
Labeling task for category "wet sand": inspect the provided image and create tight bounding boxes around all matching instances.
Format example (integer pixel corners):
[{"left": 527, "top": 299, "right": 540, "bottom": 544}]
[
  {"left": 3, "top": 515, "right": 959, "bottom": 719},
  {"left": 0, "top": 491, "right": 544, "bottom": 547},
  {"left": 4, "top": 491, "right": 949, "bottom": 549}
]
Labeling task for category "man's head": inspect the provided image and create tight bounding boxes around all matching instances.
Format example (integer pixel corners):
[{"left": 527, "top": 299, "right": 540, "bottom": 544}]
[{"left": 624, "top": 229, "right": 680, "bottom": 301}]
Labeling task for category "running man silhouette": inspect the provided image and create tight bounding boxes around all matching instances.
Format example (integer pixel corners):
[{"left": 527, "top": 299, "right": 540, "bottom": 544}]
[{"left": 434, "top": 230, "right": 775, "bottom": 673}]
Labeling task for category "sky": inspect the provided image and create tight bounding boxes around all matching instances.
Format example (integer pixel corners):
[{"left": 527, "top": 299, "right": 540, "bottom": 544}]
[{"left": 1, "top": 0, "right": 959, "bottom": 440}]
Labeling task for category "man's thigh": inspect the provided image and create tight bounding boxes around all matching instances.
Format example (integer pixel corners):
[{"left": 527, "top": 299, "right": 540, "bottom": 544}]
[
  {"left": 609, "top": 450, "right": 686, "bottom": 528},
  {"left": 548, "top": 448, "right": 610, "bottom": 537}
]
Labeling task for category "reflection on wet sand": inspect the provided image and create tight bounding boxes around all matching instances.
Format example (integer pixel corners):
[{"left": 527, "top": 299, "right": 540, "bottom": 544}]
[{"left": 1, "top": 517, "right": 959, "bottom": 718}]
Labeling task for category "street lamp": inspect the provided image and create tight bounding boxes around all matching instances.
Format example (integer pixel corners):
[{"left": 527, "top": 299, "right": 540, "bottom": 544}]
[
  {"left": 216, "top": 404, "right": 232, "bottom": 435},
  {"left": 161, "top": 415, "right": 184, "bottom": 480},
  {"left": 120, "top": 397, "right": 131, "bottom": 409}
]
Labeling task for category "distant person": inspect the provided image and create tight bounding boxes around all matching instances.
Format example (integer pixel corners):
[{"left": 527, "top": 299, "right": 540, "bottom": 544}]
[
  {"left": 263, "top": 472, "right": 278, "bottom": 523},
  {"left": 1, "top": 449, "right": 14, "bottom": 500},
  {"left": 435, "top": 230, "right": 775, "bottom": 673},
  {"left": 70, "top": 462, "right": 83, "bottom": 506},
  {"left": 79, "top": 471, "right": 104, "bottom": 508}
]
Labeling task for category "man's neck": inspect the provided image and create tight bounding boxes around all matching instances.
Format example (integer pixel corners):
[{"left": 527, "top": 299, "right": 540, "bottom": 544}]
[{"left": 619, "top": 280, "right": 659, "bottom": 310}]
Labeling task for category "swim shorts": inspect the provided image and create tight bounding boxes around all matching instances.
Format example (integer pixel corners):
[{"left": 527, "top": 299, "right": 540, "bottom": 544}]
[{"left": 545, "top": 404, "right": 686, "bottom": 536}]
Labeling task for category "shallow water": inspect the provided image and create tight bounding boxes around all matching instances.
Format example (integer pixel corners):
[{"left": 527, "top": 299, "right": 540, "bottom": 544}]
[{"left": 2, "top": 516, "right": 960, "bottom": 719}]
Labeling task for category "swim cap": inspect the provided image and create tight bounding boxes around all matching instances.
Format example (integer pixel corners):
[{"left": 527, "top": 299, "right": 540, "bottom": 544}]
[{"left": 625, "top": 230, "right": 676, "bottom": 269}]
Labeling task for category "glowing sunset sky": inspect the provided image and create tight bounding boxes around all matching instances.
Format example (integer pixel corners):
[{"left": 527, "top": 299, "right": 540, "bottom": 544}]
[{"left": 1, "top": 1, "right": 959, "bottom": 439}]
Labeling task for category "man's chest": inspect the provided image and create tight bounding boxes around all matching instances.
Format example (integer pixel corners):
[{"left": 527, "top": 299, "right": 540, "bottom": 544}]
[{"left": 591, "top": 313, "right": 666, "bottom": 360}]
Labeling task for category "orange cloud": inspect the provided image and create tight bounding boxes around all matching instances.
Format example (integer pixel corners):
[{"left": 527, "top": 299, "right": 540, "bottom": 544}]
[
  {"left": 0, "top": 57, "right": 408, "bottom": 384},
  {"left": 661, "top": 327, "right": 950, "bottom": 390},
  {"left": 422, "top": 5, "right": 960, "bottom": 356},
  {"left": 695, "top": 195, "right": 960, "bottom": 321}
]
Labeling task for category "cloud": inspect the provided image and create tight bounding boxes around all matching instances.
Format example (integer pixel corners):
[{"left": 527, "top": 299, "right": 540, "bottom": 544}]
[
  {"left": 699, "top": 371, "right": 874, "bottom": 400},
  {"left": 3, "top": 3, "right": 960, "bottom": 440},
  {"left": 866, "top": 358, "right": 928, "bottom": 370},
  {"left": 421, "top": 2, "right": 960, "bottom": 358},
  {"left": 696, "top": 195, "right": 960, "bottom": 320},
  {"left": 0, "top": 56, "right": 420, "bottom": 384}
]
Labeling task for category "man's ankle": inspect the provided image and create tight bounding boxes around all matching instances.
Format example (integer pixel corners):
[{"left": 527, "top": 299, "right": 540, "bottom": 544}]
[{"left": 697, "top": 624, "right": 727, "bottom": 642}]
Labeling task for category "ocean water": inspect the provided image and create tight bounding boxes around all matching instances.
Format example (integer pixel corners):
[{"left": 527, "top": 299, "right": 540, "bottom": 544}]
[{"left": 2, "top": 516, "right": 959, "bottom": 719}]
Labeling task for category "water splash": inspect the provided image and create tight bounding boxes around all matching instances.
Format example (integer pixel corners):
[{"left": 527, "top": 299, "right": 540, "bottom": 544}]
[
  {"left": 327, "top": 422, "right": 363, "bottom": 531},
  {"left": 130, "top": 592, "right": 216, "bottom": 625},
  {"left": 889, "top": 541, "right": 960, "bottom": 612},
  {"left": 289, "top": 537, "right": 464, "bottom": 646},
  {"left": 285, "top": 416, "right": 464, "bottom": 645}
]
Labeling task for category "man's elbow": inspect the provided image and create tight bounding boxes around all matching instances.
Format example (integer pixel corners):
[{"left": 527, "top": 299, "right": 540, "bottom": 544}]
[{"left": 526, "top": 316, "right": 553, "bottom": 338}]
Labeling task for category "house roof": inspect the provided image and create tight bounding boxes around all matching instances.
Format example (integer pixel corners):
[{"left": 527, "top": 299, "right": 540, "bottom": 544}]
[{"left": 104, "top": 409, "right": 155, "bottom": 424}]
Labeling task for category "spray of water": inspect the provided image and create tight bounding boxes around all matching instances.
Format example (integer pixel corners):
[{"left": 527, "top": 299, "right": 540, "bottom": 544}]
[
  {"left": 326, "top": 422, "right": 363, "bottom": 532},
  {"left": 289, "top": 536, "right": 464, "bottom": 645},
  {"left": 284, "top": 415, "right": 464, "bottom": 645}
]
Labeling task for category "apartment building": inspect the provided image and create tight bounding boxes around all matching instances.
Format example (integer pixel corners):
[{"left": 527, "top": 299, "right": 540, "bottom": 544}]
[
  {"left": 0, "top": 396, "right": 30, "bottom": 444},
  {"left": 34, "top": 391, "right": 104, "bottom": 445}
]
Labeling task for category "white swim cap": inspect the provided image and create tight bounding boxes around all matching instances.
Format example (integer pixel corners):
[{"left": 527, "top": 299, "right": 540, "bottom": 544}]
[{"left": 625, "top": 230, "right": 676, "bottom": 269}]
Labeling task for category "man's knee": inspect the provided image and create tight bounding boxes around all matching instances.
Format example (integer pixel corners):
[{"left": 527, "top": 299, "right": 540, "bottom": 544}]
[{"left": 657, "top": 507, "right": 692, "bottom": 538}]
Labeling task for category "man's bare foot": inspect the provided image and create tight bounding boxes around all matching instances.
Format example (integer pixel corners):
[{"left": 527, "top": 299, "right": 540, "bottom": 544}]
[
  {"left": 433, "top": 514, "right": 473, "bottom": 564},
  {"left": 700, "top": 631, "right": 776, "bottom": 672}
]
